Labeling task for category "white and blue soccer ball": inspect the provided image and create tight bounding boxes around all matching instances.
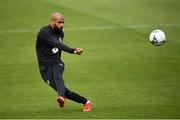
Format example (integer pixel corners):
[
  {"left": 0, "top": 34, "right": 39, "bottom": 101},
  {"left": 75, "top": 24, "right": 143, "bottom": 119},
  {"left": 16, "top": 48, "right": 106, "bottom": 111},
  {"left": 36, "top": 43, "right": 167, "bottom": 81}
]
[{"left": 149, "top": 29, "right": 166, "bottom": 46}]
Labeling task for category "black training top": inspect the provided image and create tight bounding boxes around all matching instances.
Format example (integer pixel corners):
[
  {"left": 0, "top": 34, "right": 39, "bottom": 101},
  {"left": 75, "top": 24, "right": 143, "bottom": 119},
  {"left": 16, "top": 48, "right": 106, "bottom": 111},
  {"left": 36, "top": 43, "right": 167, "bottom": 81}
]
[{"left": 36, "top": 25, "right": 75, "bottom": 72}]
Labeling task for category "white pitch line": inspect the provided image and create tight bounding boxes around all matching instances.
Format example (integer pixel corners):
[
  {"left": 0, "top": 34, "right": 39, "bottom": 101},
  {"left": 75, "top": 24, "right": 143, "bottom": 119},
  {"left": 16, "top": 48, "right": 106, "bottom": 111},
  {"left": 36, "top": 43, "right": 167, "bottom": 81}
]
[
  {"left": 0, "top": 29, "right": 37, "bottom": 34},
  {"left": 126, "top": 23, "right": 180, "bottom": 29},
  {"left": 65, "top": 26, "right": 119, "bottom": 31},
  {"left": 0, "top": 23, "right": 180, "bottom": 34},
  {"left": 0, "top": 26, "right": 119, "bottom": 34}
]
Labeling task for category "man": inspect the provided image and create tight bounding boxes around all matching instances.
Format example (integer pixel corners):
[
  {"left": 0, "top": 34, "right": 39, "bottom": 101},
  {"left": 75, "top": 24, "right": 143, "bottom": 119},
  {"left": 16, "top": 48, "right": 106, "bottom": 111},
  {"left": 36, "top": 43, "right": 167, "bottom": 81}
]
[{"left": 36, "top": 12, "right": 92, "bottom": 112}]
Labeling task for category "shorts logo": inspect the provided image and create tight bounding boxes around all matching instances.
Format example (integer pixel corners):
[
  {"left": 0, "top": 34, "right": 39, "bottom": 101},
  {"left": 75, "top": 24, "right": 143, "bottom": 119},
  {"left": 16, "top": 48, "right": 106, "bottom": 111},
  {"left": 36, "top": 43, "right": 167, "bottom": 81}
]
[
  {"left": 46, "top": 80, "right": 50, "bottom": 85},
  {"left": 52, "top": 47, "right": 59, "bottom": 54},
  {"left": 59, "top": 63, "right": 63, "bottom": 66}
]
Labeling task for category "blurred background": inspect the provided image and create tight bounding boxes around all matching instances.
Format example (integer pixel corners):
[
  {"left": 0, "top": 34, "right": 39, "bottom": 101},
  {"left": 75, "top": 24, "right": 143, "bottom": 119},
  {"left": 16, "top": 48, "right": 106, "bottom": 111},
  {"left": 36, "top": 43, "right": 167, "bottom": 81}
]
[{"left": 0, "top": 0, "right": 180, "bottom": 119}]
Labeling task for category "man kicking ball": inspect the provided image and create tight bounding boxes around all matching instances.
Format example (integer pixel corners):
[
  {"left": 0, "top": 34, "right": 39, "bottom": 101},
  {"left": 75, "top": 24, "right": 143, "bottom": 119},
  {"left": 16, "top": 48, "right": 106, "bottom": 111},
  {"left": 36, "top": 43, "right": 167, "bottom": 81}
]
[{"left": 36, "top": 12, "right": 92, "bottom": 112}]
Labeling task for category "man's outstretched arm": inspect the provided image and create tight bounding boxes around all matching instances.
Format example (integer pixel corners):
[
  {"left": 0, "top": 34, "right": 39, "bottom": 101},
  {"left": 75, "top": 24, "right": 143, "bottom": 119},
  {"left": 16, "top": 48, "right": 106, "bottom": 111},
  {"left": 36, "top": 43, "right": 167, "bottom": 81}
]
[{"left": 39, "top": 30, "right": 84, "bottom": 55}]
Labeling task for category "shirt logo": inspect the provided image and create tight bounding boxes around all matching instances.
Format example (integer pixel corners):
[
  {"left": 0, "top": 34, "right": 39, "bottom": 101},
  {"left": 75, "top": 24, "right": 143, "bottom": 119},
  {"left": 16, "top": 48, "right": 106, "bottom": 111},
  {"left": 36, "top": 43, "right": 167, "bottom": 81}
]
[
  {"left": 59, "top": 37, "right": 62, "bottom": 42},
  {"left": 52, "top": 47, "right": 59, "bottom": 54}
]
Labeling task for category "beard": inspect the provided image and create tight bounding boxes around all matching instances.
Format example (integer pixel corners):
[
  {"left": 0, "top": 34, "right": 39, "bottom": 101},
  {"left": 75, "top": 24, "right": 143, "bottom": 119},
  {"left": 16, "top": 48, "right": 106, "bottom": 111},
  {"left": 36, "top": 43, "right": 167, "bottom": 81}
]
[{"left": 54, "top": 23, "right": 63, "bottom": 33}]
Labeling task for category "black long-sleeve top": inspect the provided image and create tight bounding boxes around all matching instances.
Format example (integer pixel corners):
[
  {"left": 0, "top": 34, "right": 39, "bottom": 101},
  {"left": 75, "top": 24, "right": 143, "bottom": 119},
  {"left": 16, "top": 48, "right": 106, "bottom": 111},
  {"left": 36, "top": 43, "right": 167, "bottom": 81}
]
[{"left": 36, "top": 25, "right": 75, "bottom": 72}]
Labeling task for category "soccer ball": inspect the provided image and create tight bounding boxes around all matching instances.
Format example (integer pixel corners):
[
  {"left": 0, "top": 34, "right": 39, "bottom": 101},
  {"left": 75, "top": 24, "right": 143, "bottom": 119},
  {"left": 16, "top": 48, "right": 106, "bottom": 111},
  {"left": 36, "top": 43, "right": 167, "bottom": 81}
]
[{"left": 149, "top": 29, "right": 166, "bottom": 46}]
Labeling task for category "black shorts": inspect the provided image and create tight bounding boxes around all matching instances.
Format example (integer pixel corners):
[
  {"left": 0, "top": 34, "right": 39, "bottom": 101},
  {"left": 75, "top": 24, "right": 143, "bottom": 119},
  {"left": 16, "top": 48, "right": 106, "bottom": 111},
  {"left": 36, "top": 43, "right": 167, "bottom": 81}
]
[{"left": 40, "top": 62, "right": 64, "bottom": 85}]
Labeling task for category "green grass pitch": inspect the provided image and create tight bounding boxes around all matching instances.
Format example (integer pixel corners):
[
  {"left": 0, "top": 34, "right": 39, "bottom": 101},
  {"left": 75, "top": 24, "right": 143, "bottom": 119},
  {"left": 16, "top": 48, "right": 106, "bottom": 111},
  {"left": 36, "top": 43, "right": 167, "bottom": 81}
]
[{"left": 0, "top": 0, "right": 180, "bottom": 119}]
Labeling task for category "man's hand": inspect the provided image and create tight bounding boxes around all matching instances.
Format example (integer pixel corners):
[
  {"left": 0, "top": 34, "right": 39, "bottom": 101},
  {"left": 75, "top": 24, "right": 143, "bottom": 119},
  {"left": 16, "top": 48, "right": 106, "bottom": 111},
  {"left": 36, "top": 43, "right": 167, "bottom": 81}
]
[{"left": 74, "top": 48, "right": 84, "bottom": 55}]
